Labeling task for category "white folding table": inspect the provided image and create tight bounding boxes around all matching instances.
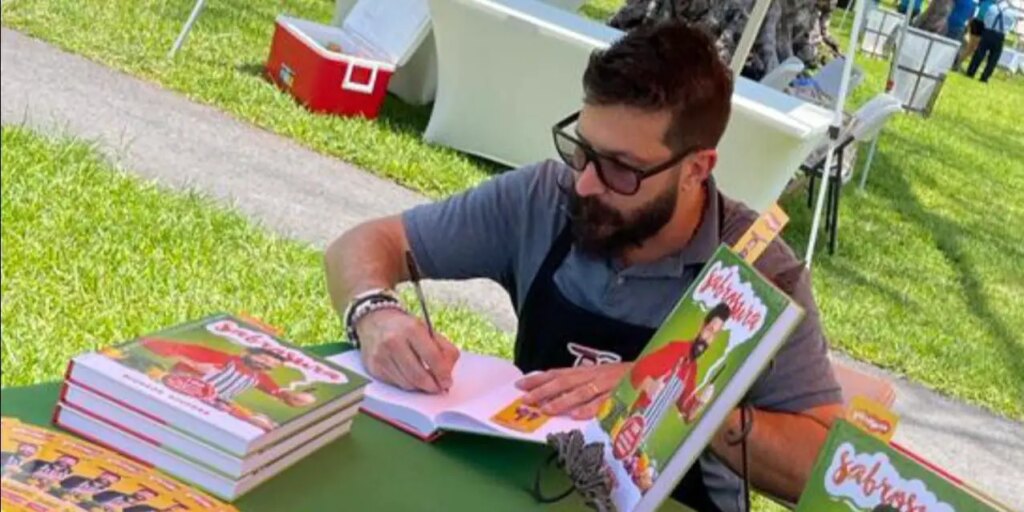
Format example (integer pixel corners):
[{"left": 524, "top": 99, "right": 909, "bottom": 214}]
[{"left": 424, "top": 0, "right": 832, "bottom": 213}]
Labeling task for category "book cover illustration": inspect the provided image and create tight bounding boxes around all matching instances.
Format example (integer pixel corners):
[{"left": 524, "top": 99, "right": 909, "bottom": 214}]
[
  {"left": 2, "top": 419, "right": 238, "bottom": 511},
  {"left": 96, "top": 314, "right": 362, "bottom": 433},
  {"left": 795, "top": 419, "right": 1007, "bottom": 512},
  {"left": 588, "top": 246, "right": 802, "bottom": 509},
  {"left": 1, "top": 483, "right": 73, "bottom": 512}
]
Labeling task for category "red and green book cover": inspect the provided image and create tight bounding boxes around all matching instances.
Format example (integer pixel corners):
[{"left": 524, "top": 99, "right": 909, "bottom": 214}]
[
  {"left": 795, "top": 418, "right": 1011, "bottom": 512},
  {"left": 63, "top": 314, "right": 367, "bottom": 457},
  {"left": 584, "top": 244, "right": 805, "bottom": 512}
]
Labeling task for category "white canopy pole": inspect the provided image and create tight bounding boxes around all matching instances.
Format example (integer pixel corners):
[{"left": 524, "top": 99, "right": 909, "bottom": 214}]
[
  {"left": 805, "top": 0, "right": 870, "bottom": 267},
  {"left": 730, "top": 0, "right": 776, "bottom": 75},
  {"left": 860, "top": 6, "right": 912, "bottom": 191}
]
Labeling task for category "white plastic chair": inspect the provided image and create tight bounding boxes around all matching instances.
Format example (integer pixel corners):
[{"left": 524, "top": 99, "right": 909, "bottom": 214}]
[
  {"left": 760, "top": 56, "right": 805, "bottom": 91},
  {"left": 800, "top": 93, "right": 902, "bottom": 253},
  {"left": 852, "top": 93, "right": 904, "bottom": 189},
  {"left": 810, "top": 57, "right": 866, "bottom": 107}
]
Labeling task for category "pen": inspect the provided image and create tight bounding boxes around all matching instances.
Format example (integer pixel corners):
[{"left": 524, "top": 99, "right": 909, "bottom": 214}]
[{"left": 405, "top": 250, "right": 448, "bottom": 393}]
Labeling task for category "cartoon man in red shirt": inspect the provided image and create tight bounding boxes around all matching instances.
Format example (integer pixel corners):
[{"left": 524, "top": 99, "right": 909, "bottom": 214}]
[
  {"left": 610, "top": 303, "right": 731, "bottom": 490},
  {"left": 628, "top": 303, "right": 731, "bottom": 428},
  {"left": 140, "top": 339, "right": 317, "bottom": 430}
]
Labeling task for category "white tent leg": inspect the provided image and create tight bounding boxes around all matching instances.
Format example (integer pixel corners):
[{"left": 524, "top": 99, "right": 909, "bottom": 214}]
[
  {"left": 730, "top": 0, "right": 775, "bottom": 76},
  {"left": 168, "top": 0, "right": 208, "bottom": 58},
  {"left": 858, "top": 135, "right": 881, "bottom": 191},
  {"left": 806, "top": 0, "right": 870, "bottom": 267},
  {"left": 841, "top": 0, "right": 855, "bottom": 27}
]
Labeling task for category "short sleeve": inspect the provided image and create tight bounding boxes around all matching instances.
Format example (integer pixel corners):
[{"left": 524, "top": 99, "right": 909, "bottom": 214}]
[
  {"left": 746, "top": 253, "right": 843, "bottom": 412},
  {"left": 720, "top": 198, "right": 843, "bottom": 412},
  {"left": 401, "top": 162, "right": 567, "bottom": 292}
]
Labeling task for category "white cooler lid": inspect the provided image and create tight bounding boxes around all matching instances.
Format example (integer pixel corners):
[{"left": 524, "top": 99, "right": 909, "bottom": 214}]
[{"left": 341, "top": 0, "right": 431, "bottom": 66}]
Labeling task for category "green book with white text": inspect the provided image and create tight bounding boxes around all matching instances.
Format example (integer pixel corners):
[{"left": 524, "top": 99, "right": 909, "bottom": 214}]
[
  {"left": 795, "top": 419, "right": 1012, "bottom": 512},
  {"left": 584, "top": 244, "right": 805, "bottom": 512}
]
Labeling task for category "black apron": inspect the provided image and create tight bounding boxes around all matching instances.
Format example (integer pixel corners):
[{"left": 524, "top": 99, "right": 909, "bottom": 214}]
[{"left": 514, "top": 196, "right": 727, "bottom": 512}]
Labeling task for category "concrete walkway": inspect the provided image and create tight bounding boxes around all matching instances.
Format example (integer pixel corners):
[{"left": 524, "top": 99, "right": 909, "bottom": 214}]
[{"left": 2, "top": 28, "right": 1021, "bottom": 508}]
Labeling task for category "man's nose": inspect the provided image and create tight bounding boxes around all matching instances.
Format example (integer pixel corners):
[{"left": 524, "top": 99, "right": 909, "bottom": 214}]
[{"left": 575, "top": 161, "right": 607, "bottom": 197}]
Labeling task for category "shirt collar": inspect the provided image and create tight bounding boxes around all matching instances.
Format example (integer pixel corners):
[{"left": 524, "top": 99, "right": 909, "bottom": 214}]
[{"left": 618, "top": 176, "right": 722, "bottom": 279}]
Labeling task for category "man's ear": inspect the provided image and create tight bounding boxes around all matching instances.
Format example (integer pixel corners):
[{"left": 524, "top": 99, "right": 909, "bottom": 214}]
[{"left": 680, "top": 149, "right": 718, "bottom": 190}]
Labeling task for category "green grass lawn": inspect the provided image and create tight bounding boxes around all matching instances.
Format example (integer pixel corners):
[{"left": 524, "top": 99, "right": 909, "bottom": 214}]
[
  {"left": 0, "top": 125, "right": 511, "bottom": 387},
  {"left": 1, "top": 0, "right": 1021, "bottom": 420}
]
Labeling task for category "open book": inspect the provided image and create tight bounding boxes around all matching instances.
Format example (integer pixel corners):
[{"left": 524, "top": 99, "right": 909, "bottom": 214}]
[{"left": 328, "top": 351, "right": 587, "bottom": 443}]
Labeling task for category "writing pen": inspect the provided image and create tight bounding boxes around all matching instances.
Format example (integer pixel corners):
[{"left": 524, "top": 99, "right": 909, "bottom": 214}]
[{"left": 405, "top": 250, "right": 449, "bottom": 393}]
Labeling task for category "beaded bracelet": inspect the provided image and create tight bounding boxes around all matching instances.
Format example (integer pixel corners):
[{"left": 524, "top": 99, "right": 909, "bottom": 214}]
[{"left": 344, "top": 289, "right": 405, "bottom": 347}]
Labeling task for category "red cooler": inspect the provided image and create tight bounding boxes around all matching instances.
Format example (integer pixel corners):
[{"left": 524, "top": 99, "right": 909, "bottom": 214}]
[{"left": 266, "top": 4, "right": 429, "bottom": 119}]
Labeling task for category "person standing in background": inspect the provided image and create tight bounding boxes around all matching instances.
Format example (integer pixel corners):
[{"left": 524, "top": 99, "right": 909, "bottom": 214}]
[
  {"left": 947, "top": 0, "right": 980, "bottom": 40},
  {"left": 956, "top": 0, "right": 996, "bottom": 70},
  {"left": 967, "top": 0, "right": 1018, "bottom": 82}
]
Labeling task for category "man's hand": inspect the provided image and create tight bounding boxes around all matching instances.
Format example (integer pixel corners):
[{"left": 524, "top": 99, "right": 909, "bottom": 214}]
[
  {"left": 356, "top": 308, "right": 460, "bottom": 394},
  {"left": 515, "top": 363, "right": 631, "bottom": 419}
]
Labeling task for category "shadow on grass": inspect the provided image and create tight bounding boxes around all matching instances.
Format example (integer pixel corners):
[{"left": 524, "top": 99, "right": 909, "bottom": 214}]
[
  {"left": 872, "top": 150, "right": 1023, "bottom": 404},
  {"left": 780, "top": 128, "right": 1023, "bottom": 407},
  {"left": 931, "top": 109, "right": 1024, "bottom": 166}
]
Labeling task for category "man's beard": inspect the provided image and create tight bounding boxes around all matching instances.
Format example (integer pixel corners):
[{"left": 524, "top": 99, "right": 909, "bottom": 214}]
[{"left": 565, "top": 181, "right": 679, "bottom": 258}]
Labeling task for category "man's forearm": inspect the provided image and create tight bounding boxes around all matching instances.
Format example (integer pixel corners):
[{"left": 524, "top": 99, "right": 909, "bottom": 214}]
[
  {"left": 709, "top": 404, "right": 842, "bottom": 503},
  {"left": 324, "top": 216, "right": 409, "bottom": 317}
]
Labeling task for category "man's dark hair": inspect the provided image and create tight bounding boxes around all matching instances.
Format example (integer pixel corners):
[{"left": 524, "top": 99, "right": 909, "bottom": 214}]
[
  {"left": 582, "top": 20, "right": 733, "bottom": 154},
  {"left": 704, "top": 302, "right": 731, "bottom": 325}
]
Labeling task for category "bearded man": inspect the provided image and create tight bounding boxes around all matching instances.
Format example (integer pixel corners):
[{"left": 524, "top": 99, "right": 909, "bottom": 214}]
[{"left": 325, "top": 20, "right": 843, "bottom": 512}]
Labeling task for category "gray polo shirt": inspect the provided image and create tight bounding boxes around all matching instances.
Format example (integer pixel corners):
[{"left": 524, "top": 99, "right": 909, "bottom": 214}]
[{"left": 402, "top": 160, "right": 842, "bottom": 511}]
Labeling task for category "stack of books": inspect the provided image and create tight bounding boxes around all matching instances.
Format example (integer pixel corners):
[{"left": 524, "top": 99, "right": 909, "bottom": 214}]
[{"left": 51, "top": 313, "right": 368, "bottom": 501}]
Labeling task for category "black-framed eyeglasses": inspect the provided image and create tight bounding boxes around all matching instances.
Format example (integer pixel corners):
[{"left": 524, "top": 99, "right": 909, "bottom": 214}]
[{"left": 551, "top": 111, "right": 698, "bottom": 196}]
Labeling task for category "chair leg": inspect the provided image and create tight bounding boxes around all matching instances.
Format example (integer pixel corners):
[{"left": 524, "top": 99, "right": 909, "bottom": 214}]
[
  {"left": 858, "top": 136, "right": 880, "bottom": 191},
  {"left": 807, "top": 173, "right": 816, "bottom": 208},
  {"left": 830, "top": 178, "right": 840, "bottom": 254},
  {"left": 829, "top": 152, "right": 844, "bottom": 254}
]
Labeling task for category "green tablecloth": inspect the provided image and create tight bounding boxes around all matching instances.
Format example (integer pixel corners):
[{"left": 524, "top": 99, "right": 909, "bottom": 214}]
[{"left": 0, "top": 343, "right": 693, "bottom": 512}]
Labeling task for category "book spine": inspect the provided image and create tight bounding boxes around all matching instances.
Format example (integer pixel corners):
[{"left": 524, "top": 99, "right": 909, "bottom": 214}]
[
  {"left": 67, "top": 354, "right": 253, "bottom": 456},
  {"left": 53, "top": 403, "right": 238, "bottom": 501},
  {"left": 359, "top": 408, "right": 442, "bottom": 443},
  {"left": 53, "top": 405, "right": 154, "bottom": 471},
  {"left": 55, "top": 402, "right": 357, "bottom": 502}
]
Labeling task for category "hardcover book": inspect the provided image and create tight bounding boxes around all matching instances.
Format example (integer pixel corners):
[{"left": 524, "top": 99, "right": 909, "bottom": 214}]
[
  {"left": 63, "top": 314, "right": 367, "bottom": 456},
  {"left": 584, "top": 245, "right": 805, "bottom": 512},
  {"left": 330, "top": 351, "right": 589, "bottom": 443},
  {"left": 795, "top": 419, "right": 1012, "bottom": 512}
]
